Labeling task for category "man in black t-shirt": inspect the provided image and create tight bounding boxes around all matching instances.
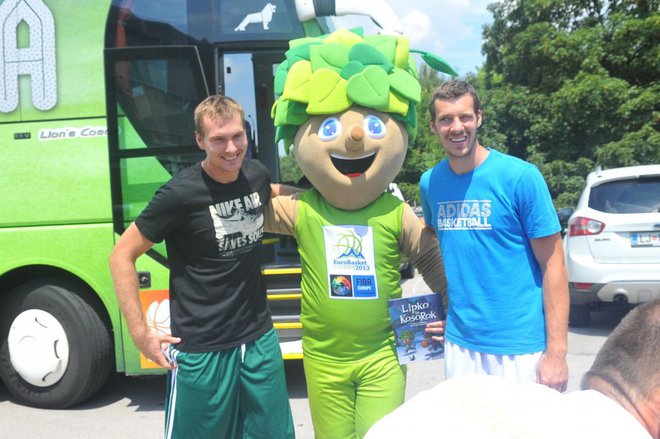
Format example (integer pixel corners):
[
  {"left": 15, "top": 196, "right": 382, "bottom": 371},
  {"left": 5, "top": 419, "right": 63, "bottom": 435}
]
[{"left": 110, "top": 95, "right": 294, "bottom": 438}]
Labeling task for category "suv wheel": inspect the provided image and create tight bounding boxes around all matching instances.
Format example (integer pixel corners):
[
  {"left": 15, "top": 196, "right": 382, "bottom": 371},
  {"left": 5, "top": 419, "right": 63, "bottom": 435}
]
[{"left": 569, "top": 303, "right": 591, "bottom": 327}]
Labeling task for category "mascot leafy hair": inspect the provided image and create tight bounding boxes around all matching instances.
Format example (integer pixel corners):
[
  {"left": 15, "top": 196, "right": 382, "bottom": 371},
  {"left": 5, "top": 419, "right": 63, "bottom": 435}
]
[{"left": 273, "top": 28, "right": 456, "bottom": 153}]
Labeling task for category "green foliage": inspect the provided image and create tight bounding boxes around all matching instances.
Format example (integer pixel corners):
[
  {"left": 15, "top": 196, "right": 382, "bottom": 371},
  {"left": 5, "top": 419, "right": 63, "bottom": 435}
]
[
  {"left": 394, "top": 0, "right": 658, "bottom": 207},
  {"left": 279, "top": 153, "right": 304, "bottom": 185},
  {"left": 475, "top": 0, "right": 660, "bottom": 206},
  {"left": 596, "top": 124, "right": 660, "bottom": 167},
  {"left": 531, "top": 156, "right": 595, "bottom": 208},
  {"left": 397, "top": 64, "right": 449, "bottom": 204}
]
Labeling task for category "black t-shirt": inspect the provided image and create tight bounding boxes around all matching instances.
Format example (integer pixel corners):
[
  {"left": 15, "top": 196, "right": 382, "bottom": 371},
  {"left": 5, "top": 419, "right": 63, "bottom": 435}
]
[{"left": 135, "top": 159, "right": 273, "bottom": 352}]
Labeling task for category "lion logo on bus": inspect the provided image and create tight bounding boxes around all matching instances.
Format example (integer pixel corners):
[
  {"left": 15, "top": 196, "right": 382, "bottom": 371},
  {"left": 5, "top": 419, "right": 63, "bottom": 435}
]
[{"left": 234, "top": 2, "right": 277, "bottom": 32}]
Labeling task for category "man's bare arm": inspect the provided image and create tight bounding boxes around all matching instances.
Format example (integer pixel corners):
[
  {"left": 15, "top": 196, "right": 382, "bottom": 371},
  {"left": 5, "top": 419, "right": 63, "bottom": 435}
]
[
  {"left": 109, "top": 223, "right": 180, "bottom": 369},
  {"left": 271, "top": 183, "right": 303, "bottom": 197},
  {"left": 263, "top": 194, "right": 299, "bottom": 236},
  {"left": 531, "top": 233, "right": 569, "bottom": 392}
]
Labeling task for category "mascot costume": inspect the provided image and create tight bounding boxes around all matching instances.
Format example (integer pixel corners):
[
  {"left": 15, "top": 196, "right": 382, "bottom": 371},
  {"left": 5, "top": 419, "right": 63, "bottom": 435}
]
[{"left": 264, "top": 28, "right": 455, "bottom": 438}]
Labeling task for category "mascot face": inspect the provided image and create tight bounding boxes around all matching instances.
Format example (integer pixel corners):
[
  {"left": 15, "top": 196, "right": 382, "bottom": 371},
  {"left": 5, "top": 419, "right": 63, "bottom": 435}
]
[
  {"left": 272, "top": 28, "right": 455, "bottom": 210},
  {"left": 293, "top": 107, "right": 407, "bottom": 210}
]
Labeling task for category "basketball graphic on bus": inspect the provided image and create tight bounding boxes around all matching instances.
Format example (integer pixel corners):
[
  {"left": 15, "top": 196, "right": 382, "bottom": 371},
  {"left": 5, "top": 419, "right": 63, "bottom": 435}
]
[{"left": 145, "top": 299, "right": 170, "bottom": 337}]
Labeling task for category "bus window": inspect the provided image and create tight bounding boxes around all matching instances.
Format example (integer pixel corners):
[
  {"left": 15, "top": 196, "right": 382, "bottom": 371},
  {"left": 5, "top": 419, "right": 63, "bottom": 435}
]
[
  {"left": 107, "top": 47, "right": 208, "bottom": 151},
  {"left": 114, "top": 56, "right": 199, "bottom": 151},
  {"left": 217, "top": 51, "right": 286, "bottom": 181},
  {"left": 221, "top": 53, "right": 258, "bottom": 159},
  {"left": 109, "top": 0, "right": 308, "bottom": 48},
  {"left": 213, "top": 0, "right": 305, "bottom": 43},
  {"left": 105, "top": 46, "right": 208, "bottom": 233}
]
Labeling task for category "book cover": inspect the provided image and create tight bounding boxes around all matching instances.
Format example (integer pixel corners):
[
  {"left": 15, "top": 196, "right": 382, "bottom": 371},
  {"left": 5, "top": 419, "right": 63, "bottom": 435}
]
[{"left": 388, "top": 293, "right": 445, "bottom": 365}]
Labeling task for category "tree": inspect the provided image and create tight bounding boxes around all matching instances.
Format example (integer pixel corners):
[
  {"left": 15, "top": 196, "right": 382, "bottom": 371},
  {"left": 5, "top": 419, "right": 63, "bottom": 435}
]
[
  {"left": 398, "top": 64, "right": 446, "bottom": 204},
  {"left": 478, "top": 0, "right": 659, "bottom": 207},
  {"left": 279, "top": 152, "right": 304, "bottom": 185}
]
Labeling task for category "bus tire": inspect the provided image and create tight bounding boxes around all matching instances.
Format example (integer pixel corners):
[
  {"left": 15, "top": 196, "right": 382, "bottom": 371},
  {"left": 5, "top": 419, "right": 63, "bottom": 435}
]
[{"left": 0, "top": 280, "right": 113, "bottom": 408}]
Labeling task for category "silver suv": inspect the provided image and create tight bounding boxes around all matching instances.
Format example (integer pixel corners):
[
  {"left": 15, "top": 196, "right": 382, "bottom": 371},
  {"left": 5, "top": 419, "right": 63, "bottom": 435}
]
[{"left": 563, "top": 165, "right": 660, "bottom": 326}]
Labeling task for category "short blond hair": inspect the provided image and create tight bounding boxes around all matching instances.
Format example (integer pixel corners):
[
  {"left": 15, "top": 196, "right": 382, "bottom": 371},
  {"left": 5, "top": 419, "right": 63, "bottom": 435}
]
[{"left": 194, "top": 95, "right": 245, "bottom": 136}]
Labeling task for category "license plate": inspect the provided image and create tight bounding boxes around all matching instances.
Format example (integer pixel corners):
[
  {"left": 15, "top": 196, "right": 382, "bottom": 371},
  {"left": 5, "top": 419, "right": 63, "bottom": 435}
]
[{"left": 630, "top": 232, "right": 660, "bottom": 247}]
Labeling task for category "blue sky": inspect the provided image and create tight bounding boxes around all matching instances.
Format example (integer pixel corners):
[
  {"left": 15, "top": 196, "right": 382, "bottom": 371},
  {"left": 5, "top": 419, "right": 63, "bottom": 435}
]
[{"left": 333, "top": 0, "right": 494, "bottom": 76}]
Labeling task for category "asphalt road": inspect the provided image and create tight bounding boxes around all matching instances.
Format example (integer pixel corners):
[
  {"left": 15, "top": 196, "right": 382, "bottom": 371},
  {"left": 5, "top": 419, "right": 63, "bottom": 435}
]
[{"left": 0, "top": 274, "right": 632, "bottom": 439}]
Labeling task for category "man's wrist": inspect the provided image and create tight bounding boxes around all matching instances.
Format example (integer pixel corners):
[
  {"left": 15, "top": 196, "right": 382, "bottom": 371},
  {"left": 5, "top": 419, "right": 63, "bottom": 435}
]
[{"left": 544, "top": 345, "right": 567, "bottom": 358}]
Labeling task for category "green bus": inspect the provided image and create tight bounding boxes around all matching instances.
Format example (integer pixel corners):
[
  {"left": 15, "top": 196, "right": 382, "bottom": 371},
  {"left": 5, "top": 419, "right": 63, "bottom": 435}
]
[{"left": 0, "top": 0, "right": 401, "bottom": 408}]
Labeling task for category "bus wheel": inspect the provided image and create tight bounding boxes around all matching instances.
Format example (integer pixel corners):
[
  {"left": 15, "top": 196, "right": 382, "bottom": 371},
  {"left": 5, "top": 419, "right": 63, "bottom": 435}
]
[{"left": 0, "top": 280, "right": 112, "bottom": 408}]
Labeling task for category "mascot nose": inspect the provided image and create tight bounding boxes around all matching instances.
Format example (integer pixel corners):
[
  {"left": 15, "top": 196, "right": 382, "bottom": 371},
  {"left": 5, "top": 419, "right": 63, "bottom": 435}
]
[{"left": 345, "top": 124, "right": 364, "bottom": 151}]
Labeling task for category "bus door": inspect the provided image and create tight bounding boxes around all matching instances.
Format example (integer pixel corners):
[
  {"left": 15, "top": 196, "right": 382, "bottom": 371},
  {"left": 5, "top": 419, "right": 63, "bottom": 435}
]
[
  {"left": 219, "top": 49, "right": 303, "bottom": 358},
  {"left": 104, "top": 45, "right": 208, "bottom": 372}
]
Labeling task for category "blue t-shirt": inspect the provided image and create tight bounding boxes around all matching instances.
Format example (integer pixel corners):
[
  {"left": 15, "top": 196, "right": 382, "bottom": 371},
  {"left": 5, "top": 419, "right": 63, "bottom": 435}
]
[{"left": 419, "top": 149, "right": 560, "bottom": 355}]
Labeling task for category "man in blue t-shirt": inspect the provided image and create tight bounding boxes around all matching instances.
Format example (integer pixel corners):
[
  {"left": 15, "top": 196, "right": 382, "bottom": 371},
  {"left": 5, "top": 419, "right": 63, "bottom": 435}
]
[{"left": 420, "top": 80, "right": 569, "bottom": 392}]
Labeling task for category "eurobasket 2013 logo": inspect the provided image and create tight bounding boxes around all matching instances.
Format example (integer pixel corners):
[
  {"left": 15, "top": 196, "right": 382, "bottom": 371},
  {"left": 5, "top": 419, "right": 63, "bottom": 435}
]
[
  {"left": 327, "top": 228, "right": 378, "bottom": 299},
  {"left": 330, "top": 228, "right": 378, "bottom": 299},
  {"left": 333, "top": 230, "right": 365, "bottom": 261}
]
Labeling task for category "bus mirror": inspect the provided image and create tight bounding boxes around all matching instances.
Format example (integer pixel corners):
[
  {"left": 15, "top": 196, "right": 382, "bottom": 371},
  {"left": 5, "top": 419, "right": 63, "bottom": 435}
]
[{"left": 294, "top": 0, "right": 403, "bottom": 34}]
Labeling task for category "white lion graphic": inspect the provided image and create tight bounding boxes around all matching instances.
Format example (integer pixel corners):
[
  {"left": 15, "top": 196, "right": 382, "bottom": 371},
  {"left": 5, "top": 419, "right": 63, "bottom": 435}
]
[{"left": 234, "top": 2, "right": 277, "bottom": 31}]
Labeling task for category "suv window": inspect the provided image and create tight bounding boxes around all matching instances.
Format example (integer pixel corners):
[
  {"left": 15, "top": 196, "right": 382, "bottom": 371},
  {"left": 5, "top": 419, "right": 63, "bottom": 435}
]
[{"left": 589, "top": 176, "right": 660, "bottom": 214}]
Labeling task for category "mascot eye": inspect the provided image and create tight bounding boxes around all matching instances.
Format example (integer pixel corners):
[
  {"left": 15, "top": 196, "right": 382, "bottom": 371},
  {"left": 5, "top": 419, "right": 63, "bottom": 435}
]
[
  {"left": 364, "top": 115, "right": 387, "bottom": 139},
  {"left": 318, "top": 117, "right": 342, "bottom": 141}
]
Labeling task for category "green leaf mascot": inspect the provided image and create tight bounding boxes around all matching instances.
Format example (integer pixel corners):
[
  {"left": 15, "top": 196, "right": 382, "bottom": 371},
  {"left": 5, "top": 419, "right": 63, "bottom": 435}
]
[{"left": 264, "top": 28, "right": 453, "bottom": 438}]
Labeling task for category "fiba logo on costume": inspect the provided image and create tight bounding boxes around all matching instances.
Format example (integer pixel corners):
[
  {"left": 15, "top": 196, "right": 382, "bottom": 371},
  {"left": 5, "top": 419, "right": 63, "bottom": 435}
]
[{"left": 146, "top": 299, "right": 170, "bottom": 336}]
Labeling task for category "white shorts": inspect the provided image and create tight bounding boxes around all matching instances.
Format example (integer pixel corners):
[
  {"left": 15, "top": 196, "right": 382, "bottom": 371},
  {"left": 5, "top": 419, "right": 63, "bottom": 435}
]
[{"left": 444, "top": 340, "right": 542, "bottom": 384}]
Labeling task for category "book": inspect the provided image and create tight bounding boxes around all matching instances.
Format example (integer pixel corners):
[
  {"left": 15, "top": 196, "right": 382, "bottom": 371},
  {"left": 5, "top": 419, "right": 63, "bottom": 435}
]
[{"left": 388, "top": 293, "right": 445, "bottom": 365}]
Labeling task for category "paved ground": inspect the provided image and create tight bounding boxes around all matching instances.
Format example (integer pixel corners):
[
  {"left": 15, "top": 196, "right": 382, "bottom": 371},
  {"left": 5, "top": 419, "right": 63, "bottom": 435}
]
[{"left": 0, "top": 274, "right": 631, "bottom": 438}]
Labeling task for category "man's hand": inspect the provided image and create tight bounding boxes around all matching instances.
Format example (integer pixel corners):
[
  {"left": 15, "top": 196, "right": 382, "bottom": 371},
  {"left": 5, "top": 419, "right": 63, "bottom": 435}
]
[
  {"left": 425, "top": 320, "right": 446, "bottom": 343},
  {"left": 536, "top": 351, "right": 568, "bottom": 392},
  {"left": 133, "top": 330, "right": 182, "bottom": 370}
]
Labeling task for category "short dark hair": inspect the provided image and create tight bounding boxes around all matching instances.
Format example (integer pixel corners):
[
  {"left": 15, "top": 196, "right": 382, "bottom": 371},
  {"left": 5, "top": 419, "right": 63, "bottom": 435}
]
[
  {"left": 582, "top": 300, "right": 660, "bottom": 399},
  {"left": 428, "top": 80, "right": 481, "bottom": 120},
  {"left": 194, "top": 95, "right": 245, "bottom": 136}
]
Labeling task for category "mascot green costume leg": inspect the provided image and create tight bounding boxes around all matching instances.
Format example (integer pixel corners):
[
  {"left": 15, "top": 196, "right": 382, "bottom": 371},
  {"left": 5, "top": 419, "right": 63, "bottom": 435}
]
[{"left": 264, "top": 28, "right": 455, "bottom": 438}]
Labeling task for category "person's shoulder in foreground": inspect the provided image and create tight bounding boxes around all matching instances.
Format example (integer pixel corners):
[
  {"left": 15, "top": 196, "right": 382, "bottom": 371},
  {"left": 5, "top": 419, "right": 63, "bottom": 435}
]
[
  {"left": 580, "top": 299, "right": 660, "bottom": 439},
  {"left": 366, "top": 299, "right": 660, "bottom": 439},
  {"left": 364, "top": 374, "right": 562, "bottom": 439}
]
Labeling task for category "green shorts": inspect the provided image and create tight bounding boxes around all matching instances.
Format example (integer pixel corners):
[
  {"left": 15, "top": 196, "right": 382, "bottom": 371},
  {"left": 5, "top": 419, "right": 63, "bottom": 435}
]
[{"left": 164, "top": 328, "right": 294, "bottom": 439}]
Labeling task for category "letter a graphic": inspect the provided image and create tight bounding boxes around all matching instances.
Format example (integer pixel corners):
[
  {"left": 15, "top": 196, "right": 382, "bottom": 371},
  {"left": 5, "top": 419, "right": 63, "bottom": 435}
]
[{"left": 0, "top": 0, "right": 57, "bottom": 113}]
